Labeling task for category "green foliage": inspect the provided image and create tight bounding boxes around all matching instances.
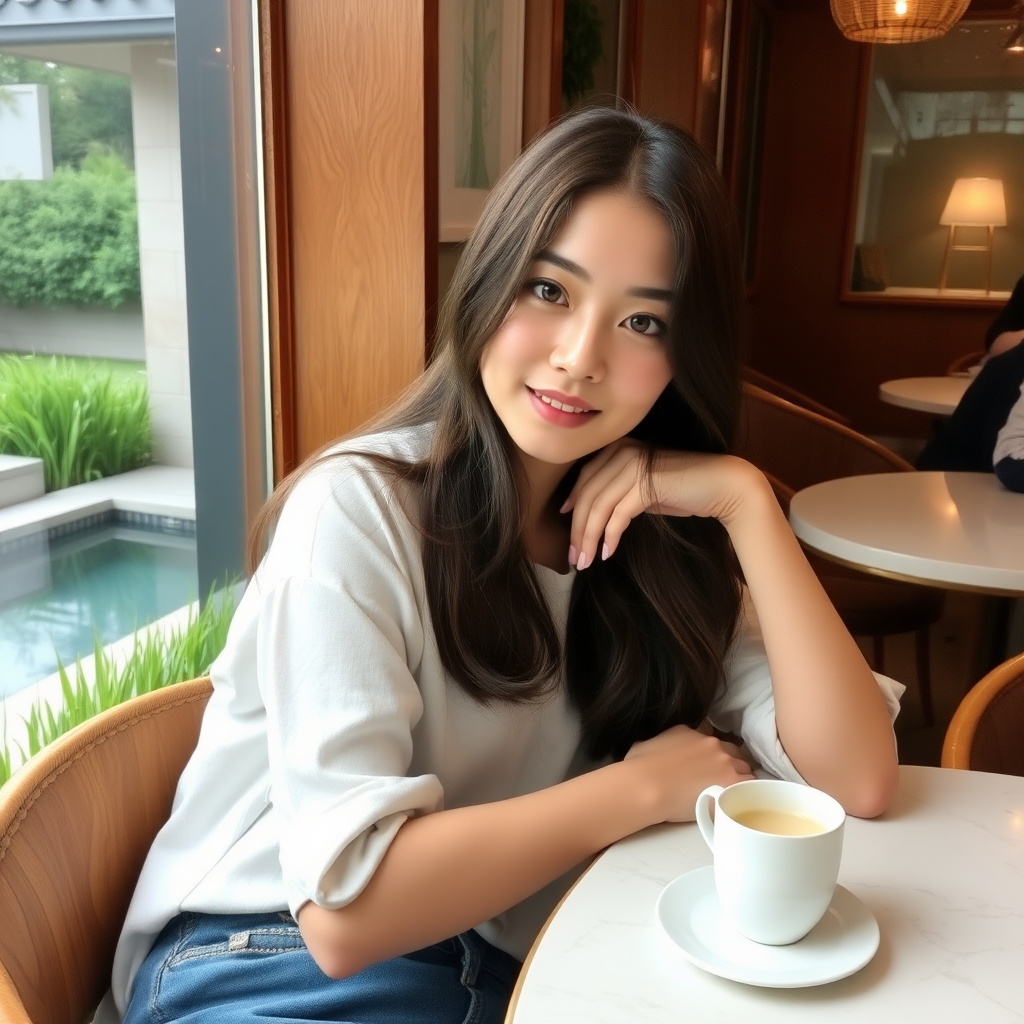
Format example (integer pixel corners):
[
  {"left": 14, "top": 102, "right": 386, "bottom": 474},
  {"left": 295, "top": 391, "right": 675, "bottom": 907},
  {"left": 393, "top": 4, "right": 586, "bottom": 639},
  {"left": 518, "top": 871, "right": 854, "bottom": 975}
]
[
  {"left": 0, "top": 585, "right": 237, "bottom": 788},
  {"left": 0, "top": 354, "right": 152, "bottom": 490},
  {"left": 562, "top": 0, "right": 605, "bottom": 107},
  {"left": 0, "top": 55, "right": 133, "bottom": 169},
  {"left": 0, "top": 156, "right": 141, "bottom": 308}
]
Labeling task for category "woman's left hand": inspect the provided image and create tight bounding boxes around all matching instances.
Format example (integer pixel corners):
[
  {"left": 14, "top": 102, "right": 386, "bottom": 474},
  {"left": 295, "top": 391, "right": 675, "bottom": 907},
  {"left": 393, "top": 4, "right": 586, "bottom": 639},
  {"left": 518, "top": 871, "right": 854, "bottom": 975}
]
[{"left": 561, "top": 441, "right": 764, "bottom": 569}]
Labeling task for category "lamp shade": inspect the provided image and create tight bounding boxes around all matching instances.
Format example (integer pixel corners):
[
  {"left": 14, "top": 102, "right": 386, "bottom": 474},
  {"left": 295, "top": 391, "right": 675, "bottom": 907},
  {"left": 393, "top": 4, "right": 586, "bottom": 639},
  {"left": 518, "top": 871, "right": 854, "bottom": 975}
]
[
  {"left": 940, "top": 178, "right": 1007, "bottom": 227},
  {"left": 830, "top": 0, "right": 970, "bottom": 43}
]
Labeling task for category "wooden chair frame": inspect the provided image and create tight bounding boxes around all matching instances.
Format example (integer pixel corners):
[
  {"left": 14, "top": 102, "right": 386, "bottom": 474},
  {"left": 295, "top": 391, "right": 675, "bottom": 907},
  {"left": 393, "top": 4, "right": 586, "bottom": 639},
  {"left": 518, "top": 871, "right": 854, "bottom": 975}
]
[
  {"left": 942, "top": 651, "right": 1024, "bottom": 772},
  {"left": 0, "top": 677, "right": 212, "bottom": 1024}
]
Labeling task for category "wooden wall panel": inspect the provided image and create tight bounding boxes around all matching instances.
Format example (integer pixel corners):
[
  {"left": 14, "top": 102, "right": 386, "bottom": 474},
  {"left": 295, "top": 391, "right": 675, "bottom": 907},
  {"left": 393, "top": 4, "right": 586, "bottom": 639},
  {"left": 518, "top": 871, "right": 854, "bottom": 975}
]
[
  {"left": 637, "top": 0, "right": 700, "bottom": 130},
  {"left": 746, "top": 3, "right": 997, "bottom": 439},
  {"left": 274, "top": 1, "right": 429, "bottom": 463}
]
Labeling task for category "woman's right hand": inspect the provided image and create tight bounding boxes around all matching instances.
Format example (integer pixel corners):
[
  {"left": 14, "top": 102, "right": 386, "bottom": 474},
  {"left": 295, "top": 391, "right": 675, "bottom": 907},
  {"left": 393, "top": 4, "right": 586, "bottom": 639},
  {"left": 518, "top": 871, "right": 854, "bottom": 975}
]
[{"left": 623, "top": 724, "right": 755, "bottom": 823}]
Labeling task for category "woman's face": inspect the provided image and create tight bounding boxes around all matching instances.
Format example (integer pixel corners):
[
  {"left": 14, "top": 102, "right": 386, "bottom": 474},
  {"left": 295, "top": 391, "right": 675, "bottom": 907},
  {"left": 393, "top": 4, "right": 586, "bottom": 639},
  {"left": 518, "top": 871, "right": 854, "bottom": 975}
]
[{"left": 480, "top": 189, "right": 675, "bottom": 476}]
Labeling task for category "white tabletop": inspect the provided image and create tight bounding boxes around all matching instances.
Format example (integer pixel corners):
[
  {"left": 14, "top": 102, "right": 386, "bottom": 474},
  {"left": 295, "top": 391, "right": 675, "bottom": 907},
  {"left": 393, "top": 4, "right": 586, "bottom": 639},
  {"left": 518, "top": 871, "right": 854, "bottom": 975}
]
[
  {"left": 508, "top": 766, "right": 1024, "bottom": 1023},
  {"left": 788, "top": 472, "right": 1024, "bottom": 595},
  {"left": 878, "top": 377, "right": 971, "bottom": 415}
]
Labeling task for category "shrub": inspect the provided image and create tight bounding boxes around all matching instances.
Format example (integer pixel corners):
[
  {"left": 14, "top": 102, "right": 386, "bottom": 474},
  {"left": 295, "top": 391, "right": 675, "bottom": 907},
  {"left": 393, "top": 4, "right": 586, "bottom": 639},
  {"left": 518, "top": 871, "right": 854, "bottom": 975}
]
[
  {"left": 0, "top": 156, "right": 140, "bottom": 309},
  {"left": 0, "top": 586, "right": 237, "bottom": 788},
  {"left": 0, "top": 354, "right": 152, "bottom": 490}
]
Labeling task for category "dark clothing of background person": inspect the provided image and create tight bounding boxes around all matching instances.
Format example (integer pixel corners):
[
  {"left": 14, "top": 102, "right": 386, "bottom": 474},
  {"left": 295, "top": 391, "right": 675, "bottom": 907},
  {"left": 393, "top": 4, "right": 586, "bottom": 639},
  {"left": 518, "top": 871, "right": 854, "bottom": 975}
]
[
  {"left": 985, "top": 274, "right": 1024, "bottom": 349},
  {"left": 916, "top": 342, "right": 1024, "bottom": 472}
]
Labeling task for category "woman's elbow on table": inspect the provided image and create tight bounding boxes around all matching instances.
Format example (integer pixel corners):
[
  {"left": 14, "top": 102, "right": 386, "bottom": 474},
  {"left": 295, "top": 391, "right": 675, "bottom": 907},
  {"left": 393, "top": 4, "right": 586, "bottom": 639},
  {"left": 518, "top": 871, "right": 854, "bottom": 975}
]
[{"left": 841, "top": 757, "right": 899, "bottom": 820}]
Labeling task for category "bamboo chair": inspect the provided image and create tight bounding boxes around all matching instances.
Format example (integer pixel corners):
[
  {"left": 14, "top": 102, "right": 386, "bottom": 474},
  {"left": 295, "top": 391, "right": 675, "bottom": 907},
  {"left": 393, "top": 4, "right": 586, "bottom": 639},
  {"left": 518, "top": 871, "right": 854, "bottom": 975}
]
[
  {"left": 942, "top": 652, "right": 1024, "bottom": 775},
  {"left": 737, "top": 384, "right": 946, "bottom": 723},
  {"left": 0, "top": 677, "right": 212, "bottom": 1024},
  {"left": 741, "top": 366, "right": 852, "bottom": 428},
  {"left": 945, "top": 350, "right": 986, "bottom": 376}
]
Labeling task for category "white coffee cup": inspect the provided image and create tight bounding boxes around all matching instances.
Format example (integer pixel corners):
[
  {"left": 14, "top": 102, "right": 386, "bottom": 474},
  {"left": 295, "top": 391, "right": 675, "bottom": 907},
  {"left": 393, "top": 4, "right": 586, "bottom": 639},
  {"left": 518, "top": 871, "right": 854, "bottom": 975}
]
[{"left": 695, "top": 779, "right": 846, "bottom": 945}]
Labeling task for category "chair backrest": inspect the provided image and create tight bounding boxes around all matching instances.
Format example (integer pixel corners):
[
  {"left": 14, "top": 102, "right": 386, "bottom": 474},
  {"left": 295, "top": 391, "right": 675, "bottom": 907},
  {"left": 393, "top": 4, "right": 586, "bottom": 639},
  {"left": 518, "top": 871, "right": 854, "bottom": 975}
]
[
  {"left": 741, "top": 367, "right": 853, "bottom": 428},
  {"left": 945, "top": 350, "right": 986, "bottom": 376},
  {"left": 942, "top": 652, "right": 1024, "bottom": 775},
  {"left": 0, "top": 677, "right": 212, "bottom": 1024},
  {"left": 736, "top": 383, "right": 912, "bottom": 493}
]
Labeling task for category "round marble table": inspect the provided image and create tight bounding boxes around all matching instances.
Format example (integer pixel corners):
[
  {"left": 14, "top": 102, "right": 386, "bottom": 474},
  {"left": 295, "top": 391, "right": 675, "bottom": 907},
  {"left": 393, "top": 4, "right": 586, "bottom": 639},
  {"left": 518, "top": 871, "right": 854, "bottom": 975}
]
[
  {"left": 787, "top": 472, "right": 1024, "bottom": 596},
  {"left": 878, "top": 377, "right": 971, "bottom": 416},
  {"left": 507, "top": 766, "right": 1024, "bottom": 1023}
]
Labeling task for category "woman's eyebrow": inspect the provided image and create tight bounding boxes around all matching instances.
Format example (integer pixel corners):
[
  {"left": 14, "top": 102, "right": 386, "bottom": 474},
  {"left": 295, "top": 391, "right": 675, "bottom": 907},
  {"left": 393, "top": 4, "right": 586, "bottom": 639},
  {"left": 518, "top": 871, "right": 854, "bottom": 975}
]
[
  {"left": 535, "top": 250, "right": 674, "bottom": 304},
  {"left": 536, "top": 250, "right": 590, "bottom": 281}
]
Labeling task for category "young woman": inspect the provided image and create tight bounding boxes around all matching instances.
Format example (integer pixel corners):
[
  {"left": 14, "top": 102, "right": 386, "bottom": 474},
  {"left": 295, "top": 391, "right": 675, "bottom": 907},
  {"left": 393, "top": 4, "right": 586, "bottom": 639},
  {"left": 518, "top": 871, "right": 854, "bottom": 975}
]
[{"left": 102, "top": 107, "right": 901, "bottom": 1024}]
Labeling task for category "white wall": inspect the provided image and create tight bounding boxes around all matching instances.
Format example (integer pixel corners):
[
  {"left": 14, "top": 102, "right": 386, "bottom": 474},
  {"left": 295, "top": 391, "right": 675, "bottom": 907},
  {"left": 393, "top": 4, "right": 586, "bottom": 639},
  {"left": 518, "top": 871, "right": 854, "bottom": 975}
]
[
  {"left": 0, "top": 303, "right": 144, "bottom": 361},
  {"left": 130, "top": 41, "right": 193, "bottom": 469}
]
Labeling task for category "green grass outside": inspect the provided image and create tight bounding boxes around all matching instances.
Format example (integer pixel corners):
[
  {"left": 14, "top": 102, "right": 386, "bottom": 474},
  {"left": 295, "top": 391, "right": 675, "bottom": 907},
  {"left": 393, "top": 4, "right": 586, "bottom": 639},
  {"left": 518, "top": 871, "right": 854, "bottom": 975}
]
[
  {"left": 0, "top": 353, "right": 153, "bottom": 490},
  {"left": 0, "top": 584, "right": 237, "bottom": 789}
]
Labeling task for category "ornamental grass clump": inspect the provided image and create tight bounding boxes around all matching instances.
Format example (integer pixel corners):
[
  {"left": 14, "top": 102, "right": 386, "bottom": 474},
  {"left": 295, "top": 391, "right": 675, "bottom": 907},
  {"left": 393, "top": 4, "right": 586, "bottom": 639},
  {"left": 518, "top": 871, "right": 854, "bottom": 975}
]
[
  {"left": 0, "top": 585, "right": 236, "bottom": 788},
  {"left": 0, "top": 354, "right": 152, "bottom": 490}
]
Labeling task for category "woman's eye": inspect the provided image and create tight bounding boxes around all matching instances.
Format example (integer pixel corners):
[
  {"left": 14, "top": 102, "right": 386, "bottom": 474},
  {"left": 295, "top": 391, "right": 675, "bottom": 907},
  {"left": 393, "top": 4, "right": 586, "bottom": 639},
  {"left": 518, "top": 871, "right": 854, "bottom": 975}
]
[
  {"left": 530, "top": 280, "right": 567, "bottom": 305},
  {"left": 624, "top": 314, "right": 665, "bottom": 337}
]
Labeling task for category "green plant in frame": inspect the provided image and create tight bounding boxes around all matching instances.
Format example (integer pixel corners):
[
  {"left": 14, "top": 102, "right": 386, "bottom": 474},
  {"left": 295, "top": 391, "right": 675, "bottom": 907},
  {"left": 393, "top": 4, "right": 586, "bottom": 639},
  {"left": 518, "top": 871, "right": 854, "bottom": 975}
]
[{"left": 562, "top": 0, "right": 604, "bottom": 108}]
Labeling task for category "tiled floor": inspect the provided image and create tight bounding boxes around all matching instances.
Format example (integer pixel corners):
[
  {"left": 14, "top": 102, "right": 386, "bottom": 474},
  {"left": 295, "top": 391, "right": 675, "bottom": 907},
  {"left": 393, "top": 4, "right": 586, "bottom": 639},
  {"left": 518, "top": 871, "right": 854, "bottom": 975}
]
[{"left": 869, "top": 591, "right": 1024, "bottom": 767}]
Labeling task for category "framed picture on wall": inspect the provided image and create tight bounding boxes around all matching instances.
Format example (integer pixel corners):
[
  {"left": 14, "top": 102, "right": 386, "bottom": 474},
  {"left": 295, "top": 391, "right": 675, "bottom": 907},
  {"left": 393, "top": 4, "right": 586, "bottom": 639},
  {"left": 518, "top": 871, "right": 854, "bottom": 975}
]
[{"left": 439, "top": 0, "right": 526, "bottom": 242}]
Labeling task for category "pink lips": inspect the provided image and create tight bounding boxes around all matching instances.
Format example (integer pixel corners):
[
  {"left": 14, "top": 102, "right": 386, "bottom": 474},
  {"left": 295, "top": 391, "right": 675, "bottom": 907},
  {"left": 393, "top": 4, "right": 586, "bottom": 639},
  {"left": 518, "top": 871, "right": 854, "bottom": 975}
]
[{"left": 527, "top": 387, "right": 599, "bottom": 428}]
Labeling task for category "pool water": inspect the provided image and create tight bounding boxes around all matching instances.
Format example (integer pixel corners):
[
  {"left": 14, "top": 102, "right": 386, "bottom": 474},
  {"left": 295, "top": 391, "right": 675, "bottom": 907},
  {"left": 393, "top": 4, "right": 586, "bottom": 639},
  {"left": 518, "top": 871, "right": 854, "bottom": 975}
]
[{"left": 0, "top": 518, "right": 198, "bottom": 698}]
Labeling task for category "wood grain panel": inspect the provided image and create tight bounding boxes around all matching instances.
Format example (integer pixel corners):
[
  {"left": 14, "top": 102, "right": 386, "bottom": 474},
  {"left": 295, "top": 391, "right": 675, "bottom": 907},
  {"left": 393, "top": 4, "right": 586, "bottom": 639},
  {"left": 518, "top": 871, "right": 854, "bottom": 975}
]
[
  {"left": 745, "top": 3, "right": 998, "bottom": 438},
  {"left": 283, "top": 0, "right": 428, "bottom": 458},
  {"left": 522, "top": 0, "right": 563, "bottom": 146}
]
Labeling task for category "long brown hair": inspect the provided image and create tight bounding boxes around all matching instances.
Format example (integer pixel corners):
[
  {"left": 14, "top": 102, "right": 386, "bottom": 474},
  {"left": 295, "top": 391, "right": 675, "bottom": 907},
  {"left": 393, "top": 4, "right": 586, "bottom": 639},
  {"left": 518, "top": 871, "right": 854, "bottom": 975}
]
[{"left": 251, "top": 107, "right": 744, "bottom": 760}]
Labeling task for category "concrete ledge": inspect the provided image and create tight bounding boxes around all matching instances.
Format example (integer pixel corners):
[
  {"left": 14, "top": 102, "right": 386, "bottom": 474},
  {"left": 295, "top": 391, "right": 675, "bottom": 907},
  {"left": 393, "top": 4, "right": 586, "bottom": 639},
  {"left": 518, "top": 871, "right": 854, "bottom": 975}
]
[
  {"left": 0, "top": 464, "right": 194, "bottom": 544},
  {"left": 0, "top": 455, "right": 45, "bottom": 509}
]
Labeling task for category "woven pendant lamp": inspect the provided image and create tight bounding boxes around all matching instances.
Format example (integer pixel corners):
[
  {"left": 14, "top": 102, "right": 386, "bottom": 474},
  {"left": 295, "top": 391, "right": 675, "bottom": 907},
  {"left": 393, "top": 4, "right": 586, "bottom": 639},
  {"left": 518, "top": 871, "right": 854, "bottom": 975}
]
[{"left": 830, "top": 0, "right": 971, "bottom": 43}]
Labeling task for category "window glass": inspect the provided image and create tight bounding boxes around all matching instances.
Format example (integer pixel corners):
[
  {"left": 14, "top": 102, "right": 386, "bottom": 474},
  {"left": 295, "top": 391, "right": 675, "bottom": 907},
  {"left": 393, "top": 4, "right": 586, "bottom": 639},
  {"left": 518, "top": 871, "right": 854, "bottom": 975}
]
[{"left": 849, "top": 20, "right": 1024, "bottom": 300}]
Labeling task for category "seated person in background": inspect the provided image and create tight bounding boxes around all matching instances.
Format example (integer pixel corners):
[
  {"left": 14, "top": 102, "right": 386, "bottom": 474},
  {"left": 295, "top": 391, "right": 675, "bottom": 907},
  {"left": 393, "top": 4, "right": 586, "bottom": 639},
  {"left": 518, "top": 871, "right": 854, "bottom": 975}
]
[
  {"left": 986, "top": 273, "right": 1024, "bottom": 357},
  {"left": 917, "top": 343, "right": 1024, "bottom": 471},
  {"left": 994, "top": 382, "right": 1024, "bottom": 493},
  {"left": 918, "top": 278, "right": 1024, "bottom": 471}
]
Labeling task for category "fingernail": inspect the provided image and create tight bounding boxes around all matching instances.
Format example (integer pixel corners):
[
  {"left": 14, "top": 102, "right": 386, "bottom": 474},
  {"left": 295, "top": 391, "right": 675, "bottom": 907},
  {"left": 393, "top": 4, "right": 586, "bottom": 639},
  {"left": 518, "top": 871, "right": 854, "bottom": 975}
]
[
  {"left": 576, "top": 551, "right": 588, "bottom": 570},
  {"left": 568, "top": 544, "right": 578, "bottom": 566},
  {"left": 560, "top": 499, "right": 571, "bottom": 514},
  {"left": 602, "top": 542, "right": 610, "bottom": 561}
]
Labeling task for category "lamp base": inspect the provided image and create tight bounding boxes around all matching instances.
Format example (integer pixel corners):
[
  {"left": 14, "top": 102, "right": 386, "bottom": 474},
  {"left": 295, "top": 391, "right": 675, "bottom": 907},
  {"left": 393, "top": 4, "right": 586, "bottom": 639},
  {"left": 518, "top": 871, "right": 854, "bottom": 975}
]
[{"left": 938, "top": 225, "right": 996, "bottom": 295}]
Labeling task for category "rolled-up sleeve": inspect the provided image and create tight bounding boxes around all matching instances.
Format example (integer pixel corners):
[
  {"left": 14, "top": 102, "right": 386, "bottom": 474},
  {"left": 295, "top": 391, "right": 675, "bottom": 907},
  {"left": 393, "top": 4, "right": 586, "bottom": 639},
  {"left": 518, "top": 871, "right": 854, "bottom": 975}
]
[
  {"left": 255, "top": 468, "right": 444, "bottom": 918},
  {"left": 706, "top": 595, "right": 905, "bottom": 782}
]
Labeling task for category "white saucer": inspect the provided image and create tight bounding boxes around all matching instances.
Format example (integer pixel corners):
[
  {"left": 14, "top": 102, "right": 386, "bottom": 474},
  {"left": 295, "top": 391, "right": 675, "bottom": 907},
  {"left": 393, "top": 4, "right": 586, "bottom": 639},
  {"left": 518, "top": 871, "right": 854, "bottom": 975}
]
[{"left": 656, "top": 866, "right": 879, "bottom": 988}]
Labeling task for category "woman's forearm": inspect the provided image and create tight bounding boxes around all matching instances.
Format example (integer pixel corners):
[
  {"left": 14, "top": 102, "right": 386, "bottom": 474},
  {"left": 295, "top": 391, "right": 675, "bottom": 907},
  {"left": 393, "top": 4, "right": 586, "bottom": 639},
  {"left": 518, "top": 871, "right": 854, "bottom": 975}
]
[
  {"left": 298, "top": 758, "right": 656, "bottom": 979},
  {"left": 724, "top": 471, "right": 898, "bottom": 817}
]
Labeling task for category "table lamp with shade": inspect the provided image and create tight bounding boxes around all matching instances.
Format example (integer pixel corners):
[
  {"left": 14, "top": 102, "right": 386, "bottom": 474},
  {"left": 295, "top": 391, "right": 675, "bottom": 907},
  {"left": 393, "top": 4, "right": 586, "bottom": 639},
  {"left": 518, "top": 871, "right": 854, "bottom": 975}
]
[{"left": 938, "top": 177, "right": 1006, "bottom": 294}]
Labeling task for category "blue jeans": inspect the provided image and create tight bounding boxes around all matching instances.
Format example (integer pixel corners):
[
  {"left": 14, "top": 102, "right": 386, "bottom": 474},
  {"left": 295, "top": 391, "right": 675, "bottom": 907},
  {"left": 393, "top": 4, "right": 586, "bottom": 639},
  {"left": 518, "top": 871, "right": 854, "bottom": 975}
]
[{"left": 123, "top": 912, "right": 521, "bottom": 1024}]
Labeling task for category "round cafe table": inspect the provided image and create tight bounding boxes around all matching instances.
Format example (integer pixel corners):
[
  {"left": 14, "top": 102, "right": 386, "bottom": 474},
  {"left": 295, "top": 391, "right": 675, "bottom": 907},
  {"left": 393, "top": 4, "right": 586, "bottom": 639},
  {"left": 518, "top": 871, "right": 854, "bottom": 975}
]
[
  {"left": 505, "top": 766, "right": 1024, "bottom": 1023},
  {"left": 787, "top": 472, "right": 1024, "bottom": 597},
  {"left": 878, "top": 377, "right": 971, "bottom": 416}
]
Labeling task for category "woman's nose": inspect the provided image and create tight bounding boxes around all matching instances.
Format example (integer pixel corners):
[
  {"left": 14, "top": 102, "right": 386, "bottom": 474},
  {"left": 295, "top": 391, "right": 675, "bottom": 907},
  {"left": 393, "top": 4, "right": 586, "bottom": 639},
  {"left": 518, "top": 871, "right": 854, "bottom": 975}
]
[{"left": 550, "top": 315, "right": 606, "bottom": 382}]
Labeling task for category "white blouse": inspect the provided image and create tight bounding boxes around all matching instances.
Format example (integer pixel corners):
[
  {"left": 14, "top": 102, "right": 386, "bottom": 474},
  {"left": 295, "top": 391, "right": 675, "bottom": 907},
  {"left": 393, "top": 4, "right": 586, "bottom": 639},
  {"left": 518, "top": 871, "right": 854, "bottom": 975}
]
[{"left": 101, "top": 424, "right": 904, "bottom": 1020}]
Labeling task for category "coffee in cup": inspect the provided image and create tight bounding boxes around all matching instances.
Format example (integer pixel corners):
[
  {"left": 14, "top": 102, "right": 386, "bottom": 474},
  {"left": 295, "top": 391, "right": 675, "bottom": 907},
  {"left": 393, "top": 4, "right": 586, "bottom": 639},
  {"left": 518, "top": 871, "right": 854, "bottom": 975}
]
[{"left": 695, "top": 779, "right": 845, "bottom": 945}]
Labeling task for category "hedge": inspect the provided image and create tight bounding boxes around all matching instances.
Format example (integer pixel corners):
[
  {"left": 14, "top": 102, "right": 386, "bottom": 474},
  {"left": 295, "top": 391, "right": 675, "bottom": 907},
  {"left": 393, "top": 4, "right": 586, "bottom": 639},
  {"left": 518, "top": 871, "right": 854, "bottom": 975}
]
[{"left": 0, "top": 157, "right": 141, "bottom": 309}]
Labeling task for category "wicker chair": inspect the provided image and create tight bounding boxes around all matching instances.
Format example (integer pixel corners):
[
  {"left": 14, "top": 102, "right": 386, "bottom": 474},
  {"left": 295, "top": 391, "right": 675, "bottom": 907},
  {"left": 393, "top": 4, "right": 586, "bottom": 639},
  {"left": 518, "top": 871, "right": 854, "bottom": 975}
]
[
  {"left": 737, "top": 384, "right": 946, "bottom": 723},
  {"left": 945, "top": 350, "right": 986, "bottom": 376},
  {"left": 942, "top": 652, "right": 1024, "bottom": 775},
  {"left": 0, "top": 677, "right": 212, "bottom": 1024},
  {"left": 741, "top": 366, "right": 852, "bottom": 427}
]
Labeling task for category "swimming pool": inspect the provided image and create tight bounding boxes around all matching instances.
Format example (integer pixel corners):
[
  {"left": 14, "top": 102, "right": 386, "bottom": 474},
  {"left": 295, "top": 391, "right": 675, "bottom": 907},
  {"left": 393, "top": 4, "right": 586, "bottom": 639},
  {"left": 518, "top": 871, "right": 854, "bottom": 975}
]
[{"left": 0, "top": 512, "right": 198, "bottom": 698}]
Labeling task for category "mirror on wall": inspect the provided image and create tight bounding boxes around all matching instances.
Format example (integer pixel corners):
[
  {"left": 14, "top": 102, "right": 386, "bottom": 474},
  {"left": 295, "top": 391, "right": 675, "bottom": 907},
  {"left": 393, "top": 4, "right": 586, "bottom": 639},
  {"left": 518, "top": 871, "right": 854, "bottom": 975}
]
[{"left": 844, "top": 18, "right": 1024, "bottom": 305}]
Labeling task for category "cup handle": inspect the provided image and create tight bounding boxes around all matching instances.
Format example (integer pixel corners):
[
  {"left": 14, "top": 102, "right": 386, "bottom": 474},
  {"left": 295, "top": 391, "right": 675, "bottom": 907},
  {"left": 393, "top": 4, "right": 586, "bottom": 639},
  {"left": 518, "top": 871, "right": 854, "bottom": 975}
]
[{"left": 695, "top": 785, "right": 724, "bottom": 852}]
